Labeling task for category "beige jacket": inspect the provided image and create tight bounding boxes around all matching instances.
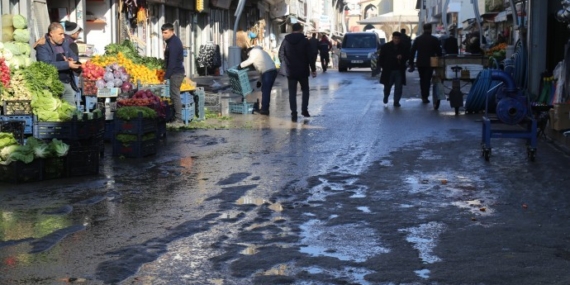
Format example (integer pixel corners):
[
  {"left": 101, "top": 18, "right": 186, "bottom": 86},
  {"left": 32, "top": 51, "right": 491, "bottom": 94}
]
[{"left": 239, "top": 47, "right": 276, "bottom": 74}]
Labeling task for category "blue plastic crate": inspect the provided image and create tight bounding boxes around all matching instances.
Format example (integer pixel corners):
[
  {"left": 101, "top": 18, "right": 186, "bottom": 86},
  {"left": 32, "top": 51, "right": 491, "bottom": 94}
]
[
  {"left": 229, "top": 102, "right": 254, "bottom": 114},
  {"left": 227, "top": 68, "right": 253, "bottom": 96},
  {"left": 181, "top": 92, "right": 194, "bottom": 106},
  {"left": 1, "top": 115, "right": 33, "bottom": 134},
  {"left": 182, "top": 104, "right": 195, "bottom": 124}
]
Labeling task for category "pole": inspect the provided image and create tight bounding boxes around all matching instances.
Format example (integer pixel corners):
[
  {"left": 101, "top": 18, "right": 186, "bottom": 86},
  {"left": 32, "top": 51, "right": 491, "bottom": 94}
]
[
  {"left": 228, "top": 0, "right": 246, "bottom": 68},
  {"left": 343, "top": 4, "right": 348, "bottom": 34},
  {"left": 472, "top": 0, "right": 485, "bottom": 51}
]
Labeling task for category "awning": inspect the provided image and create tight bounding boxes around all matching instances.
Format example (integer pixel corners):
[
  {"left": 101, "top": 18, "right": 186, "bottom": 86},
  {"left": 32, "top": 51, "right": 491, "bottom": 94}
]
[{"left": 357, "top": 12, "right": 419, "bottom": 25}]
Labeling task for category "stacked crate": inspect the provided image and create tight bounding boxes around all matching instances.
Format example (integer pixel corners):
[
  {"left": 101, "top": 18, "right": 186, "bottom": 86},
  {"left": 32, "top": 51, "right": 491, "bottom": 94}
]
[
  {"left": 227, "top": 68, "right": 254, "bottom": 114},
  {"left": 112, "top": 112, "right": 158, "bottom": 158},
  {"left": 181, "top": 92, "right": 195, "bottom": 124},
  {"left": 33, "top": 112, "right": 105, "bottom": 178}
]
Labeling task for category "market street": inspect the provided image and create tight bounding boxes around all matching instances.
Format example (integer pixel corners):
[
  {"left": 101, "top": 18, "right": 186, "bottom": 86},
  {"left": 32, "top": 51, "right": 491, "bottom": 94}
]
[{"left": 2, "top": 69, "right": 570, "bottom": 285}]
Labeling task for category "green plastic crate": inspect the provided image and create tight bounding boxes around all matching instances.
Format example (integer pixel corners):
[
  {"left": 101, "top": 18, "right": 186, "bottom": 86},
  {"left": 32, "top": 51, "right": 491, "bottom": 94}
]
[
  {"left": 229, "top": 102, "right": 254, "bottom": 114},
  {"left": 227, "top": 68, "right": 252, "bottom": 96}
]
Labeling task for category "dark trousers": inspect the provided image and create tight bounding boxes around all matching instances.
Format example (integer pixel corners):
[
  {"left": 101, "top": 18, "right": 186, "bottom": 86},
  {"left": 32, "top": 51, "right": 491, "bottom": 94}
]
[
  {"left": 260, "top": 69, "right": 277, "bottom": 111},
  {"left": 417, "top": 67, "right": 434, "bottom": 100},
  {"left": 384, "top": 70, "right": 403, "bottom": 104},
  {"left": 320, "top": 53, "right": 330, "bottom": 71},
  {"left": 169, "top": 73, "right": 185, "bottom": 121},
  {"left": 287, "top": 76, "right": 310, "bottom": 115}
]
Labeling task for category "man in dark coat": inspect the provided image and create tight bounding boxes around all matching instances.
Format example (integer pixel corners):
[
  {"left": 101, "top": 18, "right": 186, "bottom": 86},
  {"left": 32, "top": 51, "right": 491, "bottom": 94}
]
[
  {"left": 400, "top": 29, "right": 412, "bottom": 56},
  {"left": 34, "top": 22, "right": 82, "bottom": 105},
  {"left": 309, "top": 33, "right": 319, "bottom": 66},
  {"left": 379, "top": 32, "right": 409, "bottom": 107},
  {"left": 278, "top": 23, "right": 317, "bottom": 122},
  {"left": 409, "top": 24, "right": 442, "bottom": 103}
]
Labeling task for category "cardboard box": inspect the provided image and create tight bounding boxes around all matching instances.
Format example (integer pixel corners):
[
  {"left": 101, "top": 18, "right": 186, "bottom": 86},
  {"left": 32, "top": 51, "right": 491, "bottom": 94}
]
[{"left": 550, "top": 104, "right": 570, "bottom": 131}]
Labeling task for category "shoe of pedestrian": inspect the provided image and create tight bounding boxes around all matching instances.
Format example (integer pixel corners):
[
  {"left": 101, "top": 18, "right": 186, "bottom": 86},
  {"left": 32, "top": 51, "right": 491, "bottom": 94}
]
[
  {"left": 383, "top": 96, "right": 388, "bottom": 104},
  {"left": 422, "top": 99, "right": 430, "bottom": 104},
  {"left": 301, "top": 111, "right": 311, "bottom": 117},
  {"left": 394, "top": 103, "right": 401, "bottom": 107},
  {"left": 292, "top": 113, "right": 298, "bottom": 122},
  {"left": 258, "top": 109, "right": 270, "bottom": 115}
]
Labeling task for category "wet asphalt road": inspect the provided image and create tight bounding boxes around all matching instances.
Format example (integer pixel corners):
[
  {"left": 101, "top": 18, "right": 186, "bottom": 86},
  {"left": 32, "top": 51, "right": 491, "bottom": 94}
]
[{"left": 2, "top": 69, "right": 570, "bottom": 285}]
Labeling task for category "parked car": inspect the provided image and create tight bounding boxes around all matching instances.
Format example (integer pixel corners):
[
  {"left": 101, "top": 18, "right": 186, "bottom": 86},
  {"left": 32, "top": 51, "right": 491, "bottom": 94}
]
[{"left": 338, "top": 32, "right": 382, "bottom": 72}]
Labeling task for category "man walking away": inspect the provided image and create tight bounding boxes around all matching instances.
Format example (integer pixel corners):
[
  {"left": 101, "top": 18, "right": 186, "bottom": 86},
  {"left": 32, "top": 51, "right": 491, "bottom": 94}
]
[
  {"left": 161, "top": 23, "right": 185, "bottom": 126},
  {"left": 238, "top": 46, "right": 277, "bottom": 115},
  {"left": 379, "top": 32, "right": 409, "bottom": 107},
  {"left": 309, "top": 33, "right": 319, "bottom": 67},
  {"left": 400, "top": 28, "right": 412, "bottom": 55},
  {"left": 409, "top": 24, "right": 442, "bottom": 104},
  {"left": 278, "top": 23, "right": 317, "bottom": 122},
  {"left": 318, "top": 34, "right": 332, "bottom": 72}
]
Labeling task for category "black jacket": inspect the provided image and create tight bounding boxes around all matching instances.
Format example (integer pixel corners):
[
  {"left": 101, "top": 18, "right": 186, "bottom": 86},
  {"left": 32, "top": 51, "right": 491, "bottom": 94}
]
[
  {"left": 164, "top": 35, "right": 185, "bottom": 79},
  {"left": 309, "top": 37, "right": 319, "bottom": 55},
  {"left": 410, "top": 32, "right": 442, "bottom": 68},
  {"left": 278, "top": 33, "right": 316, "bottom": 79},
  {"left": 379, "top": 41, "right": 409, "bottom": 85}
]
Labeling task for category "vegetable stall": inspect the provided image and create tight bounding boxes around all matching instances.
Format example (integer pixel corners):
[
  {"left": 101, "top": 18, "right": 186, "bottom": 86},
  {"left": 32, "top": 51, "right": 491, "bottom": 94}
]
[{"left": 0, "top": 14, "right": 198, "bottom": 183}]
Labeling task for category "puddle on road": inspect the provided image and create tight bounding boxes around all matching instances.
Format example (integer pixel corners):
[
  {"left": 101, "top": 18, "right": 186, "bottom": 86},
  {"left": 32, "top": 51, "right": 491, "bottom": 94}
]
[
  {"left": 235, "top": 196, "right": 283, "bottom": 212},
  {"left": 415, "top": 268, "right": 431, "bottom": 279},
  {"left": 299, "top": 266, "right": 373, "bottom": 285},
  {"left": 357, "top": 206, "right": 371, "bottom": 213},
  {"left": 399, "top": 221, "right": 446, "bottom": 264},
  {"left": 308, "top": 177, "right": 367, "bottom": 201},
  {"left": 299, "top": 219, "right": 389, "bottom": 262}
]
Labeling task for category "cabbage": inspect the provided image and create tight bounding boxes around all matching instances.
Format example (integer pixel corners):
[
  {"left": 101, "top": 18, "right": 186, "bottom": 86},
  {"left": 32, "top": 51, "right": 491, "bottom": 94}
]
[
  {"left": 104, "top": 71, "right": 114, "bottom": 82},
  {"left": 8, "top": 145, "right": 34, "bottom": 163},
  {"left": 57, "top": 101, "right": 76, "bottom": 121},
  {"left": 2, "top": 15, "right": 13, "bottom": 28},
  {"left": 2, "top": 27, "right": 13, "bottom": 41},
  {"left": 2, "top": 49, "right": 13, "bottom": 60},
  {"left": 105, "top": 81, "right": 115, "bottom": 89},
  {"left": 32, "top": 95, "right": 59, "bottom": 111},
  {"left": 0, "top": 132, "right": 18, "bottom": 149},
  {"left": 15, "top": 41, "right": 30, "bottom": 54},
  {"left": 0, "top": 144, "right": 18, "bottom": 160},
  {"left": 96, "top": 79, "right": 106, "bottom": 89},
  {"left": 3, "top": 41, "right": 21, "bottom": 56},
  {"left": 13, "top": 28, "right": 29, "bottom": 43},
  {"left": 12, "top": 15, "right": 27, "bottom": 29},
  {"left": 49, "top": 139, "right": 69, "bottom": 157},
  {"left": 113, "top": 78, "right": 123, "bottom": 87}
]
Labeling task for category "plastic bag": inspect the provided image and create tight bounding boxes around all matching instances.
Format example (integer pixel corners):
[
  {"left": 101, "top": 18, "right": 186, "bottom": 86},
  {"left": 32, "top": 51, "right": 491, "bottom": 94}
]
[{"left": 553, "top": 60, "right": 565, "bottom": 104}]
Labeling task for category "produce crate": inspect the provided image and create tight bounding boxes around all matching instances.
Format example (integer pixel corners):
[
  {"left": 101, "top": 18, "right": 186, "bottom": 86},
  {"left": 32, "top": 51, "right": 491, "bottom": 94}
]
[
  {"left": 1, "top": 115, "right": 33, "bottom": 135},
  {"left": 33, "top": 112, "right": 105, "bottom": 140},
  {"left": 157, "top": 119, "right": 167, "bottom": 139},
  {"left": 0, "top": 160, "right": 43, "bottom": 183},
  {"left": 194, "top": 88, "right": 206, "bottom": 121},
  {"left": 229, "top": 102, "right": 254, "bottom": 114},
  {"left": 3, "top": 100, "right": 32, "bottom": 115},
  {"left": 113, "top": 113, "right": 158, "bottom": 135},
  {"left": 97, "top": 88, "right": 120, "bottom": 98},
  {"left": 66, "top": 145, "right": 100, "bottom": 177},
  {"left": 137, "top": 80, "right": 170, "bottom": 98},
  {"left": 112, "top": 137, "right": 158, "bottom": 158},
  {"left": 182, "top": 103, "right": 195, "bottom": 123},
  {"left": 43, "top": 157, "right": 67, "bottom": 180},
  {"left": 227, "top": 68, "right": 253, "bottom": 96},
  {"left": 0, "top": 121, "right": 25, "bottom": 145},
  {"left": 104, "top": 120, "right": 114, "bottom": 141},
  {"left": 164, "top": 103, "right": 174, "bottom": 122}
]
